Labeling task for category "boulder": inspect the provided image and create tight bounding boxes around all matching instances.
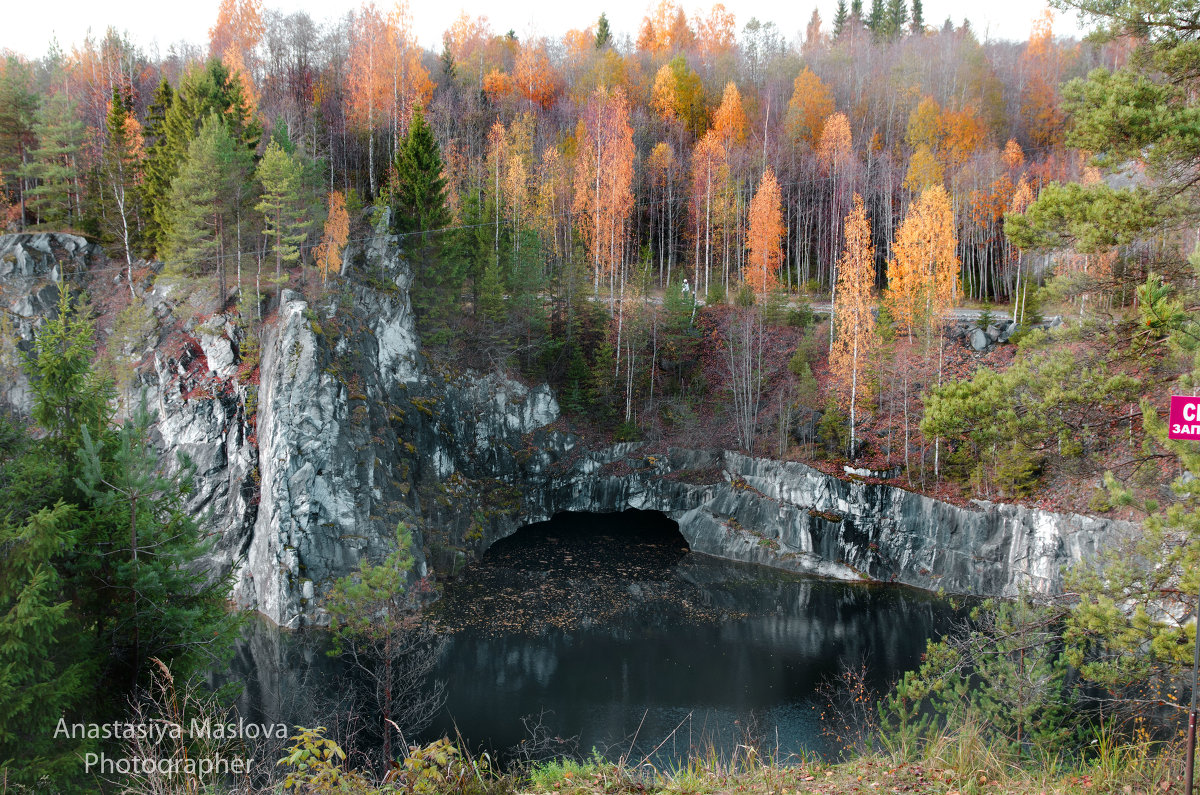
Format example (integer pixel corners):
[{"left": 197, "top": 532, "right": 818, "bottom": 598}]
[
  {"left": 969, "top": 327, "right": 990, "bottom": 351},
  {"left": 198, "top": 331, "right": 237, "bottom": 378}
]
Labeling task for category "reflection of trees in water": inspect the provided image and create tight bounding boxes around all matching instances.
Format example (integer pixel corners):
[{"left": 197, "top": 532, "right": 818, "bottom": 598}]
[
  {"left": 225, "top": 619, "right": 445, "bottom": 772},
  {"left": 227, "top": 511, "right": 959, "bottom": 763}
]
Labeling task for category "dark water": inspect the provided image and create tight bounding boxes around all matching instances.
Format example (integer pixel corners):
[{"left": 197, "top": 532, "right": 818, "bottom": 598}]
[{"left": 230, "top": 510, "right": 959, "bottom": 763}]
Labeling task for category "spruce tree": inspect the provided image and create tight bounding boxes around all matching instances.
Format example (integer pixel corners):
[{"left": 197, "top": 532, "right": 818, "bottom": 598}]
[
  {"left": 140, "top": 78, "right": 175, "bottom": 255},
  {"left": 885, "top": 0, "right": 908, "bottom": 39},
  {"left": 392, "top": 106, "right": 462, "bottom": 344},
  {"left": 0, "top": 288, "right": 238, "bottom": 786},
  {"left": 27, "top": 288, "right": 115, "bottom": 467},
  {"left": 0, "top": 476, "right": 93, "bottom": 787},
  {"left": 76, "top": 397, "right": 240, "bottom": 692},
  {"left": 833, "top": 0, "right": 849, "bottom": 37},
  {"left": 391, "top": 106, "right": 448, "bottom": 237},
  {"left": 595, "top": 13, "right": 612, "bottom": 49},
  {"left": 508, "top": 229, "right": 548, "bottom": 374},
  {"left": 910, "top": 0, "right": 924, "bottom": 33},
  {"left": 22, "top": 92, "right": 82, "bottom": 227},
  {"left": 867, "top": 0, "right": 884, "bottom": 35},
  {"left": 850, "top": 0, "right": 863, "bottom": 19}
]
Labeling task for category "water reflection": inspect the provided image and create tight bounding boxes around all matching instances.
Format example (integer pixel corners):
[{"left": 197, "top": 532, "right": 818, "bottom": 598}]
[{"left": 230, "top": 510, "right": 958, "bottom": 763}]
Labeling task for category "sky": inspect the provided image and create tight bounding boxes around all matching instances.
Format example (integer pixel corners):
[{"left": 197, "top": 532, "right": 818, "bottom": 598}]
[{"left": 2, "top": 0, "right": 1089, "bottom": 61}]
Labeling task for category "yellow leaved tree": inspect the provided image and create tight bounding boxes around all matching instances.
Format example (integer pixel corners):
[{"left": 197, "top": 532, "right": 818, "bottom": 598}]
[
  {"left": 830, "top": 194, "right": 878, "bottom": 457},
  {"left": 317, "top": 191, "right": 350, "bottom": 285},
  {"left": 744, "top": 168, "right": 783, "bottom": 297}
]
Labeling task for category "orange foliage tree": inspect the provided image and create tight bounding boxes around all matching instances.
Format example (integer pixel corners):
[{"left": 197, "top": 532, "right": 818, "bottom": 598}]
[
  {"left": 689, "top": 130, "right": 727, "bottom": 298},
  {"left": 938, "top": 105, "right": 987, "bottom": 170},
  {"left": 535, "top": 146, "right": 571, "bottom": 261},
  {"left": 651, "top": 64, "right": 678, "bottom": 124},
  {"left": 573, "top": 84, "right": 635, "bottom": 300},
  {"left": 209, "top": 0, "right": 265, "bottom": 116},
  {"left": 316, "top": 191, "right": 350, "bottom": 285},
  {"left": 818, "top": 111, "right": 854, "bottom": 342},
  {"left": 744, "top": 168, "right": 783, "bottom": 296},
  {"left": 1008, "top": 177, "right": 1035, "bottom": 324},
  {"left": 786, "top": 67, "right": 834, "bottom": 146},
  {"left": 346, "top": 2, "right": 390, "bottom": 196},
  {"left": 904, "top": 144, "right": 943, "bottom": 193},
  {"left": 345, "top": 1, "right": 432, "bottom": 197},
  {"left": 830, "top": 194, "right": 877, "bottom": 456},
  {"left": 712, "top": 82, "right": 747, "bottom": 147},
  {"left": 886, "top": 184, "right": 960, "bottom": 341},
  {"left": 637, "top": 0, "right": 695, "bottom": 55},
  {"left": 384, "top": 2, "right": 434, "bottom": 153},
  {"left": 514, "top": 43, "right": 559, "bottom": 109},
  {"left": 694, "top": 3, "right": 736, "bottom": 66},
  {"left": 1021, "top": 10, "right": 1066, "bottom": 149},
  {"left": 648, "top": 141, "right": 680, "bottom": 284}
]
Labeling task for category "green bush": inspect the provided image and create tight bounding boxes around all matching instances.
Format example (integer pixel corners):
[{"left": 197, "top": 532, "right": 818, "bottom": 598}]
[
  {"left": 528, "top": 755, "right": 604, "bottom": 790},
  {"left": 613, "top": 419, "right": 641, "bottom": 442},
  {"left": 787, "top": 299, "right": 816, "bottom": 329},
  {"left": 816, "top": 397, "right": 849, "bottom": 457},
  {"left": 705, "top": 280, "right": 727, "bottom": 305},
  {"left": 995, "top": 446, "right": 1044, "bottom": 497}
]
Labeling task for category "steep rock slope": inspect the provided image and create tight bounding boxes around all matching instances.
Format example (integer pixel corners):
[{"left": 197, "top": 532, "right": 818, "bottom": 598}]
[{"left": 0, "top": 230, "right": 1135, "bottom": 628}]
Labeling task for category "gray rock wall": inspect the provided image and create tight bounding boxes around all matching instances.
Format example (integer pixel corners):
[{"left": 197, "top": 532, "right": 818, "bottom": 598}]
[
  {"left": 496, "top": 444, "right": 1130, "bottom": 597},
  {"left": 0, "top": 230, "right": 1135, "bottom": 629}
]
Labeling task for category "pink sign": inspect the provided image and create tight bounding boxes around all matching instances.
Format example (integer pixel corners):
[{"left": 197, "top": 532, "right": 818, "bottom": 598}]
[{"left": 1169, "top": 395, "right": 1200, "bottom": 440}]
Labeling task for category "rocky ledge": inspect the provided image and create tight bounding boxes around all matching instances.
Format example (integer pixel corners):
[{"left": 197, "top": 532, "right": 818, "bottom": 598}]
[{"left": 0, "top": 229, "right": 1135, "bottom": 628}]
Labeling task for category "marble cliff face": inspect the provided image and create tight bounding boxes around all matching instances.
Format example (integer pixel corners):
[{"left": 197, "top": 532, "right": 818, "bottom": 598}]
[{"left": 0, "top": 229, "right": 1132, "bottom": 628}]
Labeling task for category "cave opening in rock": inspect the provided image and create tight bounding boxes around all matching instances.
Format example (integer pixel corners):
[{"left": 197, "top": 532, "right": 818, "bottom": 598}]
[{"left": 482, "top": 509, "right": 690, "bottom": 572}]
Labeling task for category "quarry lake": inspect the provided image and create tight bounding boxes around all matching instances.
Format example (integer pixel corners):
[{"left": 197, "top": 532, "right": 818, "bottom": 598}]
[{"left": 229, "top": 510, "right": 960, "bottom": 763}]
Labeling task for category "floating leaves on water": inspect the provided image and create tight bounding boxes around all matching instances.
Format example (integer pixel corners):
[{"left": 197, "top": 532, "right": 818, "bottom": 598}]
[{"left": 430, "top": 526, "right": 743, "bottom": 637}]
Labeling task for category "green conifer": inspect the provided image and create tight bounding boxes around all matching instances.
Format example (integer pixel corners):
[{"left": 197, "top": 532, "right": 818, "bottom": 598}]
[{"left": 22, "top": 92, "right": 82, "bottom": 227}]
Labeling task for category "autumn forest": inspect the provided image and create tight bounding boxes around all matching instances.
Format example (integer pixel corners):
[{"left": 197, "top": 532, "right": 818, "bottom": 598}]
[{"left": 9, "top": 0, "right": 1200, "bottom": 789}]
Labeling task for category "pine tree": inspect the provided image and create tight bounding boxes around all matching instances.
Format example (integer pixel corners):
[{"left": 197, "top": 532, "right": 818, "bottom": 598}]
[
  {"left": 0, "top": 56, "right": 36, "bottom": 226},
  {"left": 327, "top": 523, "right": 443, "bottom": 773},
  {"left": 166, "top": 115, "right": 253, "bottom": 312},
  {"left": 145, "top": 61, "right": 260, "bottom": 255},
  {"left": 256, "top": 140, "right": 311, "bottom": 297},
  {"left": 22, "top": 92, "right": 83, "bottom": 227}
]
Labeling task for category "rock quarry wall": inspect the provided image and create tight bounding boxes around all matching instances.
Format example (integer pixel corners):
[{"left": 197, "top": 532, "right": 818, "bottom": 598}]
[{"left": 0, "top": 230, "right": 1135, "bottom": 628}]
